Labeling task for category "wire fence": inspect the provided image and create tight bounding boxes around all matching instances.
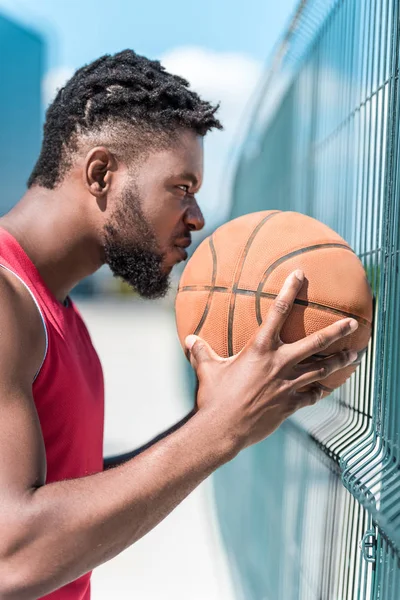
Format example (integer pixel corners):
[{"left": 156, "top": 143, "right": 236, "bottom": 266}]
[{"left": 213, "top": 0, "right": 400, "bottom": 598}]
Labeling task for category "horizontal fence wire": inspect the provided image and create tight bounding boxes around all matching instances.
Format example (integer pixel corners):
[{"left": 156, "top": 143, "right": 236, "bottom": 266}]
[{"left": 213, "top": 0, "right": 400, "bottom": 598}]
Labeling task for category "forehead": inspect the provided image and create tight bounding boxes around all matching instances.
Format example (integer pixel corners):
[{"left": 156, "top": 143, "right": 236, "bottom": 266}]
[{"left": 138, "top": 129, "right": 204, "bottom": 183}]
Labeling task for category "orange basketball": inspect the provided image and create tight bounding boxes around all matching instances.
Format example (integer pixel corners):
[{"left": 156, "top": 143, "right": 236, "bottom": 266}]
[{"left": 175, "top": 211, "right": 373, "bottom": 396}]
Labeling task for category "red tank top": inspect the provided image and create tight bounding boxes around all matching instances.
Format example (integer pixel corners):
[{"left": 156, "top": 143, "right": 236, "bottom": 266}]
[{"left": 0, "top": 227, "right": 105, "bottom": 600}]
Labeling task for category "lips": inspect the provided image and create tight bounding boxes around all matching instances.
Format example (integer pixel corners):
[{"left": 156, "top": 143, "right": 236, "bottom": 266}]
[
  {"left": 175, "top": 238, "right": 191, "bottom": 249},
  {"left": 174, "top": 246, "right": 188, "bottom": 261},
  {"left": 173, "top": 238, "right": 191, "bottom": 262}
]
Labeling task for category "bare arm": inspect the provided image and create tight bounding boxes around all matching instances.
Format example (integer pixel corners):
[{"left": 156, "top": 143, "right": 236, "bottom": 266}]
[
  {"left": 0, "top": 272, "right": 231, "bottom": 599},
  {"left": 3, "top": 408, "right": 229, "bottom": 599},
  {"left": 0, "top": 270, "right": 358, "bottom": 599}
]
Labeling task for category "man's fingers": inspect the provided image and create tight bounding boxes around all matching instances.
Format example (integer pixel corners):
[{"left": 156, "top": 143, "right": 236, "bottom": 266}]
[
  {"left": 185, "top": 335, "right": 219, "bottom": 372},
  {"left": 290, "top": 383, "right": 325, "bottom": 411},
  {"left": 286, "top": 318, "right": 359, "bottom": 364},
  {"left": 253, "top": 270, "right": 304, "bottom": 350},
  {"left": 292, "top": 349, "right": 358, "bottom": 388}
]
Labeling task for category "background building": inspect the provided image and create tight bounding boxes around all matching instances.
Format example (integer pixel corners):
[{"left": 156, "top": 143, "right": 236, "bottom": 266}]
[{"left": 0, "top": 13, "right": 44, "bottom": 212}]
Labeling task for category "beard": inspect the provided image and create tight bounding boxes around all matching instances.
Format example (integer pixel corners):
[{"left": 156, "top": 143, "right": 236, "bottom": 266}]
[{"left": 103, "top": 187, "right": 170, "bottom": 299}]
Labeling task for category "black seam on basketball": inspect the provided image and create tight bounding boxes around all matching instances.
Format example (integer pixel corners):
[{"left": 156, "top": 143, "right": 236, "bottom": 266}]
[
  {"left": 286, "top": 297, "right": 371, "bottom": 327},
  {"left": 193, "top": 235, "right": 217, "bottom": 336},
  {"left": 179, "top": 285, "right": 370, "bottom": 327},
  {"left": 255, "top": 243, "right": 354, "bottom": 325},
  {"left": 227, "top": 211, "right": 281, "bottom": 356},
  {"left": 180, "top": 285, "right": 229, "bottom": 292}
]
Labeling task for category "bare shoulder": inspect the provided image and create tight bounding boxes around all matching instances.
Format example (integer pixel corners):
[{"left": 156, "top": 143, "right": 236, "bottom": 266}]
[
  {"left": 0, "top": 269, "right": 47, "bottom": 517},
  {"left": 0, "top": 267, "right": 46, "bottom": 387}
]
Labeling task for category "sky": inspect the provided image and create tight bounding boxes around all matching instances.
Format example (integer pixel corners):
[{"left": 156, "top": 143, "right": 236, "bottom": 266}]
[{"left": 0, "top": 0, "right": 299, "bottom": 231}]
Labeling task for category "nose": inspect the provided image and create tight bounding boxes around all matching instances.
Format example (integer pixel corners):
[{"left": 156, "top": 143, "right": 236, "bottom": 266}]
[{"left": 184, "top": 198, "right": 205, "bottom": 232}]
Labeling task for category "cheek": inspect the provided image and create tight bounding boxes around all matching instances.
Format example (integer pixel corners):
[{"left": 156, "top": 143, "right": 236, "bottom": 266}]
[{"left": 151, "top": 208, "right": 183, "bottom": 245}]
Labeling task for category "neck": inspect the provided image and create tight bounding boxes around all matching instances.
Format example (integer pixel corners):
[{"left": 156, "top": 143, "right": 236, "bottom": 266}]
[{"left": 0, "top": 187, "right": 104, "bottom": 303}]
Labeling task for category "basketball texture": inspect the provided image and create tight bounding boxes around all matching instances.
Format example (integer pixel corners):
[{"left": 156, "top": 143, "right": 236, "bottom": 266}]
[{"left": 175, "top": 211, "right": 373, "bottom": 396}]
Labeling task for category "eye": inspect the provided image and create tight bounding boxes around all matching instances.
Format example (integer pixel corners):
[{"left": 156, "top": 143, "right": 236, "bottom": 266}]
[{"left": 177, "top": 184, "right": 190, "bottom": 193}]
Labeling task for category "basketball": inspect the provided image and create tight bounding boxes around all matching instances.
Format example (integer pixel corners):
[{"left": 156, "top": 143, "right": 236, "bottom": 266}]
[{"left": 175, "top": 211, "right": 373, "bottom": 396}]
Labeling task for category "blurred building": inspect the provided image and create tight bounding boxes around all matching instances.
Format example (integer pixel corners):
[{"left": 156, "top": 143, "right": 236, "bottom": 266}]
[
  {"left": 0, "top": 16, "right": 98, "bottom": 298},
  {"left": 0, "top": 13, "right": 44, "bottom": 212}
]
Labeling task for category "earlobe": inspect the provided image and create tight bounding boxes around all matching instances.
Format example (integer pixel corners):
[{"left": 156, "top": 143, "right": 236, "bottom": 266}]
[{"left": 90, "top": 179, "right": 106, "bottom": 196}]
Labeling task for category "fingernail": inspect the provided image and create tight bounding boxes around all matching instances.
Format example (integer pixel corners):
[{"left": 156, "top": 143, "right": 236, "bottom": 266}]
[
  {"left": 295, "top": 269, "right": 304, "bottom": 282},
  {"left": 185, "top": 335, "right": 197, "bottom": 351},
  {"left": 349, "top": 319, "right": 359, "bottom": 332}
]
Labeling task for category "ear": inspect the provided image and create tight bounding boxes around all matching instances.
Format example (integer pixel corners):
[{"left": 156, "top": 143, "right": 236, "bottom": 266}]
[{"left": 84, "top": 147, "right": 117, "bottom": 197}]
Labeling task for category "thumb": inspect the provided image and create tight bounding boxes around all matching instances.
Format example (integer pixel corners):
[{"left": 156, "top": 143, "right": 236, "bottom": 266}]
[{"left": 185, "top": 335, "right": 218, "bottom": 372}]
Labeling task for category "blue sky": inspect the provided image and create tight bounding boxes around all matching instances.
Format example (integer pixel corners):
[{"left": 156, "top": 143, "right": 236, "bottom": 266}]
[
  {"left": 0, "top": 0, "right": 299, "bottom": 69},
  {"left": 0, "top": 0, "right": 299, "bottom": 229}
]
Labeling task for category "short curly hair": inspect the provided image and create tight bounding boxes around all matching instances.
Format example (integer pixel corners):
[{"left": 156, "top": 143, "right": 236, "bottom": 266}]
[{"left": 28, "top": 49, "right": 223, "bottom": 189}]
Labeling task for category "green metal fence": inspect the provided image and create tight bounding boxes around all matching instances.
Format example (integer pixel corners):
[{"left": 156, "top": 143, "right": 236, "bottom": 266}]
[{"left": 212, "top": 0, "right": 400, "bottom": 598}]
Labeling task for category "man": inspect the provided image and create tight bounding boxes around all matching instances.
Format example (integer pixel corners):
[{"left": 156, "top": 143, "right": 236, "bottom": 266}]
[{"left": 0, "top": 50, "right": 358, "bottom": 599}]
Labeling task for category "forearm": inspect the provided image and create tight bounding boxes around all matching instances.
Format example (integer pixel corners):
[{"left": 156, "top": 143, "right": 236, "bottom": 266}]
[
  {"left": 1, "top": 408, "right": 233, "bottom": 599},
  {"left": 103, "top": 408, "right": 196, "bottom": 470}
]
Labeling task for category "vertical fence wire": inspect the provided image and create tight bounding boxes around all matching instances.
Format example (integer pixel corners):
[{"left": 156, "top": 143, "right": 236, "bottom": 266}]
[{"left": 216, "top": 0, "right": 400, "bottom": 597}]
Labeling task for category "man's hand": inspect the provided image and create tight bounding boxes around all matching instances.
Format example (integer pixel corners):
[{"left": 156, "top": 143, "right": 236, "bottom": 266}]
[{"left": 185, "top": 269, "right": 358, "bottom": 453}]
